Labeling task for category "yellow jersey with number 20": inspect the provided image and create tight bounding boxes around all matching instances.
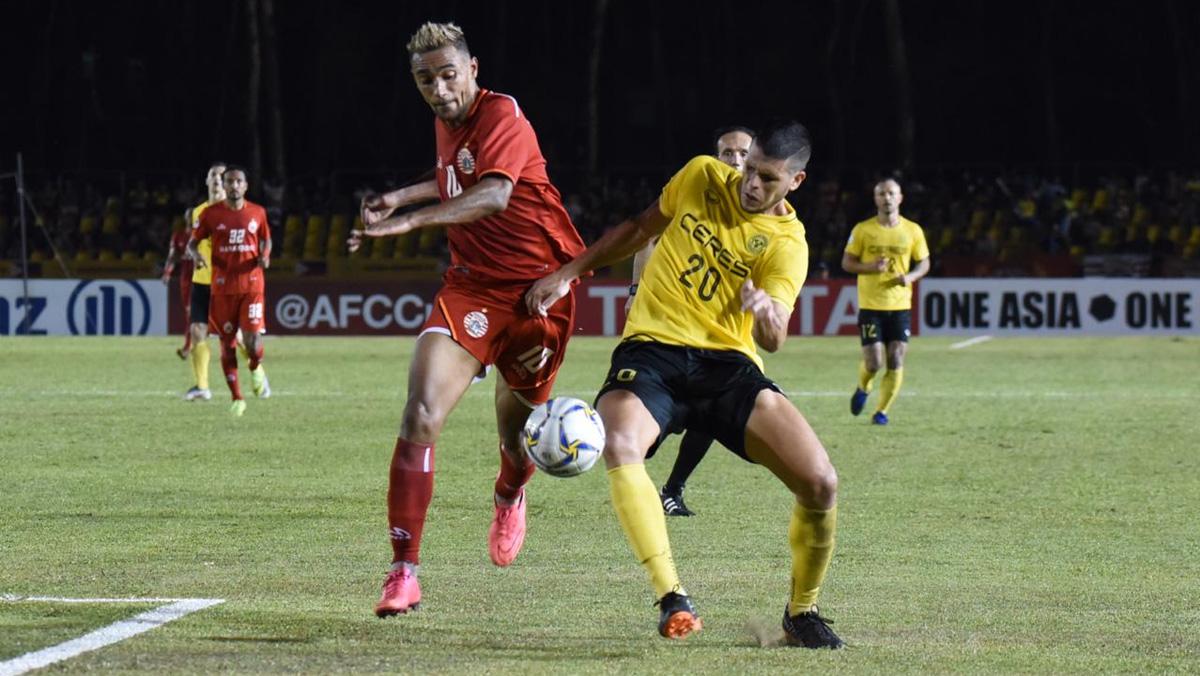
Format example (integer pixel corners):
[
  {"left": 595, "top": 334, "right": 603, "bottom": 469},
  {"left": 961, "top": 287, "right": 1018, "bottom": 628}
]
[{"left": 624, "top": 156, "right": 809, "bottom": 371}]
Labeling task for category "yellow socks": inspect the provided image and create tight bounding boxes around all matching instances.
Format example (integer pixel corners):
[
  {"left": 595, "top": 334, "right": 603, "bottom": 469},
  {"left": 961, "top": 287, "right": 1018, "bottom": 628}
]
[
  {"left": 191, "top": 341, "right": 211, "bottom": 390},
  {"left": 878, "top": 368, "right": 904, "bottom": 414},
  {"left": 857, "top": 361, "right": 875, "bottom": 392},
  {"left": 788, "top": 503, "right": 837, "bottom": 614},
  {"left": 608, "top": 464, "right": 682, "bottom": 599}
]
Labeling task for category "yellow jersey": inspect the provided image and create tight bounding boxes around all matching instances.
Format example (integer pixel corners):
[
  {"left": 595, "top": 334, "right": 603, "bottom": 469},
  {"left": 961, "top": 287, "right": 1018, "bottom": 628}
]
[
  {"left": 190, "top": 200, "right": 214, "bottom": 285},
  {"left": 844, "top": 215, "right": 929, "bottom": 311},
  {"left": 624, "top": 156, "right": 809, "bottom": 370}
]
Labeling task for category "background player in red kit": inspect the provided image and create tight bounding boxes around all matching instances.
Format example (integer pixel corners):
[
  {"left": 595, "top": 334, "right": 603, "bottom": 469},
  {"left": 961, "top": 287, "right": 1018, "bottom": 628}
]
[
  {"left": 188, "top": 166, "right": 272, "bottom": 417},
  {"left": 161, "top": 220, "right": 195, "bottom": 359},
  {"left": 347, "top": 21, "right": 586, "bottom": 618}
]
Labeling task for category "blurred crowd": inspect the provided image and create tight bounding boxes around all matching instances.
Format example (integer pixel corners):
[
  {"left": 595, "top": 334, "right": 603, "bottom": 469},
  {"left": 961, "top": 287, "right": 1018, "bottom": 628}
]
[{"left": 4, "top": 167, "right": 1200, "bottom": 277}]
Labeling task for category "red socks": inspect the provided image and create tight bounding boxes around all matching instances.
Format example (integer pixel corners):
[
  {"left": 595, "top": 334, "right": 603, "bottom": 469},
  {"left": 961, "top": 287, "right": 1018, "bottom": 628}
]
[
  {"left": 220, "top": 340, "right": 242, "bottom": 400},
  {"left": 388, "top": 437, "right": 435, "bottom": 565},
  {"left": 494, "top": 443, "right": 535, "bottom": 503}
]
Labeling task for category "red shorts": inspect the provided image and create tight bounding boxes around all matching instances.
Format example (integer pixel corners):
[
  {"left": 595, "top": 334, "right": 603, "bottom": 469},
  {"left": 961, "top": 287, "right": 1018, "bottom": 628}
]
[
  {"left": 210, "top": 291, "right": 267, "bottom": 339},
  {"left": 423, "top": 280, "right": 575, "bottom": 405}
]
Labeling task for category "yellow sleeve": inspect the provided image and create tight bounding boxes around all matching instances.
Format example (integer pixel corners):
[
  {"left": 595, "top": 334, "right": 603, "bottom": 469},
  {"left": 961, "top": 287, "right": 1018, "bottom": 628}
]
[
  {"left": 912, "top": 224, "right": 930, "bottom": 261},
  {"left": 658, "top": 156, "right": 710, "bottom": 219},
  {"left": 758, "top": 236, "right": 809, "bottom": 311},
  {"left": 844, "top": 223, "right": 864, "bottom": 257}
]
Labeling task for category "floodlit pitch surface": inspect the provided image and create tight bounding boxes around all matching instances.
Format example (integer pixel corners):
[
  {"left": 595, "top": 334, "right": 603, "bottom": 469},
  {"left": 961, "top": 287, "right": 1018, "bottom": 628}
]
[{"left": 1, "top": 335, "right": 1197, "bottom": 673}]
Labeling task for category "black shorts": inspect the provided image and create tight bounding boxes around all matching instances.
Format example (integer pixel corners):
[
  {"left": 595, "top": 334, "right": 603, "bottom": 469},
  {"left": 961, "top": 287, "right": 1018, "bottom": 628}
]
[
  {"left": 189, "top": 282, "right": 211, "bottom": 327},
  {"left": 858, "top": 309, "right": 911, "bottom": 346},
  {"left": 595, "top": 340, "right": 782, "bottom": 462}
]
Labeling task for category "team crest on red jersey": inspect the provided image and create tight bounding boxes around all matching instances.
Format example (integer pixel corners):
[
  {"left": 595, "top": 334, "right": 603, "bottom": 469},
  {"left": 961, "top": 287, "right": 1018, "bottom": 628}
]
[
  {"left": 248, "top": 219, "right": 259, "bottom": 234},
  {"left": 463, "top": 310, "right": 488, "bottom": 338},
  {"left": 456, "top": 147, "right": 476, "bottom": 175}
]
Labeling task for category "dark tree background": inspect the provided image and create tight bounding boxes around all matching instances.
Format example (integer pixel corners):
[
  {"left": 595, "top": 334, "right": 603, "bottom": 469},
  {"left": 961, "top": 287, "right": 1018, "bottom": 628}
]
[{"left": 3, "top": 0, "right": 1199, "bottom": 179}]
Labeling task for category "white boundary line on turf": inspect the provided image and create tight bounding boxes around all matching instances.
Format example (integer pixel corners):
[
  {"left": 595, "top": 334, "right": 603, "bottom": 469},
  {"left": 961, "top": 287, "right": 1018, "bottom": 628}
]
[
  {"left": 950, "top": 335, "right": 993, "bottom": 349},
  {"left": 0, "top": 596, "right": 224, "bottom": 676}
]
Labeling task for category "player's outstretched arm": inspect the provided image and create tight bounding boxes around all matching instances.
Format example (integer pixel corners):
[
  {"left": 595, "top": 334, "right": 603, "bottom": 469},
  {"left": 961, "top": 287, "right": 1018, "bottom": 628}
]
[
  {"left": 526, "top": 200, "right": 671, "bottom": 317},
  {"left": 361, "top": 179, "right": 441, "bottom": 226},
  {"left": 741, "top": 279, "right": 790, "bottom": 353},
  {"left": 349, "top": 177, "right": 512, "bottom": 252}
]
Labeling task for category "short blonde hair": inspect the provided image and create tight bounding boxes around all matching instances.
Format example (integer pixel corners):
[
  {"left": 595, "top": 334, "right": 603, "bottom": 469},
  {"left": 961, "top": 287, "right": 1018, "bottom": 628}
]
[{"left": 406, "top": 21, "right": 470, "bottom": 56}]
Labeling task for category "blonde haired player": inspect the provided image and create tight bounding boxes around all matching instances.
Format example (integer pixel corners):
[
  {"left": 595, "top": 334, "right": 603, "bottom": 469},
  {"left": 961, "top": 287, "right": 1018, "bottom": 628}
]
[
  {"left": 352, "top": 21, "right": 586, "bottom": 618},
  {"left": 527, "top": 121, "right": 844, "bottom": 648},
  {"left": 842, "top": 178, "right": 930, "bottom": 425}
]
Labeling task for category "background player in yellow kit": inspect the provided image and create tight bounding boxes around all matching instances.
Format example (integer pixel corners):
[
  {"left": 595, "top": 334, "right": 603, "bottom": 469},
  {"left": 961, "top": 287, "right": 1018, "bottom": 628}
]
[{"left": 842, "top": 178, "right": 930, "bottom": 425}]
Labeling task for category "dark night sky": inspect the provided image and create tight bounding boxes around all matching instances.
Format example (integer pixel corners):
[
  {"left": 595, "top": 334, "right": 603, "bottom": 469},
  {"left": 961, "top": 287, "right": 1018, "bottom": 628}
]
[{"left": 3, "top": 0, "right": 1198, "bottom": 180}]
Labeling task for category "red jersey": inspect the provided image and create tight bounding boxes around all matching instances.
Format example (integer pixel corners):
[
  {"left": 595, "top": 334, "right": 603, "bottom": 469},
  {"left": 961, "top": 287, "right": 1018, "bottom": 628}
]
[
  {"left": 168, "top": 229, "right": 194, "bottom": 279},
  {"left": 434, "top": 89, "right": 585, "bottom": 284},
  {"left": 191, "top": 200, "right": 271, "bottom": 295}
]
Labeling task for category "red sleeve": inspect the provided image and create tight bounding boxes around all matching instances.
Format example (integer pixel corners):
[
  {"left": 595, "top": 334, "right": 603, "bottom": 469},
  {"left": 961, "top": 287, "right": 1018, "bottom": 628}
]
[
  {"left": 474, "top": 95, "right": 534, "bottom": 183},
  {"left": 191, "top": 210, "right": 211, "bottom": 242}
]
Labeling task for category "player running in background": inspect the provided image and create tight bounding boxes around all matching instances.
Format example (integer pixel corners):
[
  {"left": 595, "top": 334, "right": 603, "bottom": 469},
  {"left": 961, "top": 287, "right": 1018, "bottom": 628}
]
[
  {"left": 627, "top": 125, "right": 755, "bottom": 517},
  {"left": 348, "top": 22, "right": 586, "bottom": 618},
  {"left": 188, "top": 166, "right": 272, "bottom": 417},
  {"left": 526, "top": 121, "right": 844, "bottom": 648},
  {"left": 842, "top": 178, "right": 930, "bottom": 425},
  {"left": 161, "top": 217, "right": 195, "bottom": 360}
]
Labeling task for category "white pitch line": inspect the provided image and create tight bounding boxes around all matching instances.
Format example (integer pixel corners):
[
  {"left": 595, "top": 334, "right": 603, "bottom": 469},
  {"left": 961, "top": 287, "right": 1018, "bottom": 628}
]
[
  {"left": 0, "top": 597, "right": 224, "bottom": 676},
  {"left": 950, "top": 335, "right": 993, "bottom": 349}
]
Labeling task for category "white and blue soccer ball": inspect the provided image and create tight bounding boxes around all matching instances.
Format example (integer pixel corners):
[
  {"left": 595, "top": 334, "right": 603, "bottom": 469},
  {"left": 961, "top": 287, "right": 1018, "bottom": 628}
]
[{"left": 522, "top": 397, "right": 605, "bottom": 478}]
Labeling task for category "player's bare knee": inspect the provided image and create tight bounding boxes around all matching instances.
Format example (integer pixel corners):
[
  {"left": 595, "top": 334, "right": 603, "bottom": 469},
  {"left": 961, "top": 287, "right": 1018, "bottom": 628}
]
[
  {"left": 811, "top": 465, "right": 838, "bottom": 507},
  {"left": 791, "top": 464, "right": 837, "bottom": 509},
  {"left": 864, "top": 352, "right": 883, "bottom": 372},
  {"left": 601, "top": 431, "right": 645, "bottom": 468},
  {"left": 400, "top": 400, "right": 446, "bottom": 441}
]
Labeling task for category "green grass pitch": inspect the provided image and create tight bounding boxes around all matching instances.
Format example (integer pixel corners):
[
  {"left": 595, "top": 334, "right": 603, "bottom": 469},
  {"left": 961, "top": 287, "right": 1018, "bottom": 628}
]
[{"left": 2, "top": 335, "right": 1198, "bottom": 673}]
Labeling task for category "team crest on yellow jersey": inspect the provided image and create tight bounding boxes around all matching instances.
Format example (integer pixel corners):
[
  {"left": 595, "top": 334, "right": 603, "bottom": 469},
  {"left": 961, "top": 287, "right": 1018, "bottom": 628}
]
[
  {"left": 747, "top": 234, "right": 769, "bottom": 255},
  {"left": 456, "top": 147, "right": 476, "bottom": 175}
]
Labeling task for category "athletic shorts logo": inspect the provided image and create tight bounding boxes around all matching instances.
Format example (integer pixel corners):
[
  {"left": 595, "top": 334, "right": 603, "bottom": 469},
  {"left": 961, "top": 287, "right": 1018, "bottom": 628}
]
[
  {"left": 247, "top": 219, "right": 259, "bottom": 234},
  {"left": 463, "top": 310, "right": 488, "bottom": 338},
  {"left": 747, "top": 234, "right": 769, "bottom": 255},
  {"left": 616, "top": 368, "right": 637, "bottom": 382},
  {"left": 223, "top": 321, "right": 235, "bottom": 335},
  {"left": 456, "top": 147, "right": 476, "bottom": 175}
]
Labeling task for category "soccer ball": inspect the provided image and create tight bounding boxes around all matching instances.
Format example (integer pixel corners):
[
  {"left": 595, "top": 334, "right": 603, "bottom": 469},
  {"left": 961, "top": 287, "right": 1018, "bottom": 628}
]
[{"left": 521, "top": 397, "right": 605, "bottom": 478}]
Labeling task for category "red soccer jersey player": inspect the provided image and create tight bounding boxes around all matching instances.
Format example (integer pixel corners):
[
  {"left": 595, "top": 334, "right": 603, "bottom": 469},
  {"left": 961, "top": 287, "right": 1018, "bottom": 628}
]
[
  {"left": 189, "top": 167, "right": 272, "bottom": 416},
  {"left": 349, "top": 22, "right": 585, "bottom": 618},
  {"left": 162, "top": 225, "right": 195, "bottom": 358}
]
